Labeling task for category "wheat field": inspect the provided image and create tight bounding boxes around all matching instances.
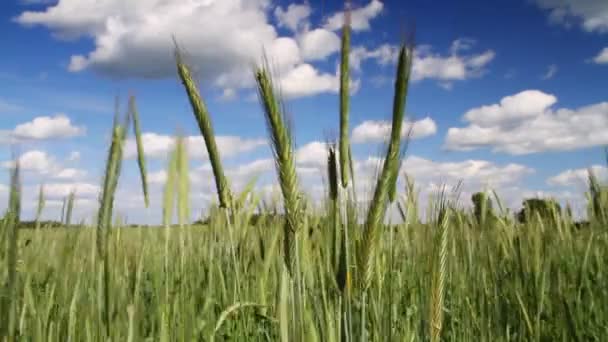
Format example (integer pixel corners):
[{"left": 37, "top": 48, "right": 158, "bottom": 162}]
[{"left": 1, "top": 11, "right": 608, "bottom": 342}]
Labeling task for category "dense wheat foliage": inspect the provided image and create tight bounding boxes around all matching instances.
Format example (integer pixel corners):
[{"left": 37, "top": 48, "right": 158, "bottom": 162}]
[{"left": 0, "top": 193, "right": 607, "bottom": 340}]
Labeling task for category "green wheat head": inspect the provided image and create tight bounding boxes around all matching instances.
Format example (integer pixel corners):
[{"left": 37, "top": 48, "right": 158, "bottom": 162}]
[
  {"left": 175, "top": 45, "right": 231, "bottom": 209},
  {"left": 339, "top": 2, "right": 352, "bottom": 188},
  {"left": 254, "top": 65, "right": 301, "bottom": 273},
  {"left": 359, "top": 42, "right": 414, "bottom": 290},
  {"left": 129, "top": 95, "right": 150, "bottom": 208}
]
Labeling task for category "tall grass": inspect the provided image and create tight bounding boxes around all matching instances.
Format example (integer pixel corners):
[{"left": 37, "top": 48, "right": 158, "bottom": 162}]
[{"left": 0, "top": 158, "right": 20, "bottom": 340}]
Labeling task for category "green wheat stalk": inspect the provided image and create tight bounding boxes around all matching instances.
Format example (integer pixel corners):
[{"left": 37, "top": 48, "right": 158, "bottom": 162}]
[
  {"left": 359, "top": 42, "right": 414, "bottom": 290},
  {"left": 97, "top": 120, "right": 126, "bottom": 257},
  {"left": 254, "top": 65, "right": 301, "bottom": 273},
  {"left": 175, "top": 44, "right": 231, "bottom": 209},
  {"left": 339, "top": 2, "right": 352, "bottom": 188},
  {"left": 129, "top": 95, "right": 150, "bottom": 208},
  {"left": 96, "top": 112, "right": 128, "bottom": 338},
  {"left": 1, "top": 157, "right": 21, "bottom": 340},
  {"left": 430, "top": 208, "right": 450, "bottom": 342}
]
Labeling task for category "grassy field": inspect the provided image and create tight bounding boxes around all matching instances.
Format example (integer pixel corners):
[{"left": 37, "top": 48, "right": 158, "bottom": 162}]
[
  {"left": 2, "top": 11, "right": 608, "bottom": 342},
  {"left": 2, "top": 197, "right": 608, "bottom": 341}
]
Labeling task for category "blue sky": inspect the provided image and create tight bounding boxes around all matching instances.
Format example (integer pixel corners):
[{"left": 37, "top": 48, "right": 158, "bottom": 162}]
[{"left": 0, "top": 0, "right": 607, "bottom": 223}]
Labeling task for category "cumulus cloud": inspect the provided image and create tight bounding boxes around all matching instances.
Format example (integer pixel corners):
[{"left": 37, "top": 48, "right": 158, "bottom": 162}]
[
  {"left": 2, "top": 150, "right": 88, "bottom": 180},
  {"left": 15, "top": 0, "right": 364, "bottom": 98},
  {"left": 274, "top": 3, "right": 311, "bottom": 32},
  {"left": 3, "top": 150, "right": 59, "bottom": 174},
  {"left": 43, "top": 182, "right": 100, "bottom": 199},
  {"left": 295, "top": 141, "right": 327, "bottom": 167},
  {"left": 350, "top": 44, "right": 400, "bottom": 71},
  {"left": 548, "top": 165, "right": 608, "bottom": 186},
  {"left": 54, "top": 168, "right": 87, "bottom": 179},
  {"left": 279, "top": 63, "right": 359, "bottom": 98},
  {"left": 323, "top": 0, "right": 384, "bottom": 31},
  {"left": 534, "top": 0, "right": 608, "bottom": 33},
  {"left": 412, "top": 47, "right": 495, "bottom": 82},
  {"left": 353, "top": 40, "right": 495, "bottom": 84},
  {"left": 13, "top": 114, "right": 84, "bottom": 140},
  {"left": 445, "top": 90, "right": 608, "bottom": 154},
  {"left": 401, "top": 157, "right": 534, "bottom": 187},
  {"left": 593, "top": 47, "right": 608, "bottom": 64},
  {"left": 298, "top": 28, "right": 340, "bottom": 61},
  {"left": 124, "top": 132, "right": 267, "bottom": 159},
  {"left": 350, "top": 155, "right": 533, "bottom": 191},
  {"left": 352, "top": 117, "right": 438, "bottom": 143}
]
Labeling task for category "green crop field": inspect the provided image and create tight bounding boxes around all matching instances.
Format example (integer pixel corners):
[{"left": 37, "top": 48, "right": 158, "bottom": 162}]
[{"left": 2, "top": 9, "right": 608, "bottom": 342}]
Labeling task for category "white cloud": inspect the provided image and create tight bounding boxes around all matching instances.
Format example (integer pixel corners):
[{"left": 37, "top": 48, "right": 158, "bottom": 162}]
[
  {"left": 148, "top": 169, "right": 168, "bottom": 185},
  {"left": 13, "top": 114, "right": 85, "bottom": 140},
  {"left": 353, "top": 40, "right": 495, "bottom": 84},
  {"left": 298, "top": 28, "right": 340, "bottom": 61},
  {"left": 3, "top": 150, "right": 60, "bottom": 174},
  {"left": 324, "top": 0, "right": 384, "bottom": 31},
  {"left": 279, "top": 63, "right": 359, "bottom": 98},
  {"left": 229, "top": 158, "right": 274, "bottom": 178},
  {"left": 445, "top": 90, "right": 608, "bottom": 154},
  {"left": 67, "top": 151, "right": 81, "bottom": 161},
  {"left": 43, "top": 182, "right": 100, "bottom": 199},
  {"left": 535, "top": 0, "right": 608, "bottom": 33},
  {"left": 15, "top": 0, "right": 362, "bottom": 99},
  {"left": 412, "top": 48, "right": 495, "bottom": 82},
  {"left": 352, "top": 117, "right": 438, "bottom": 143},
  {"left": 462, "top": 90, "right": 558, "bottom": 127},
  {"left": 548, "top": 165, "right": 608, "bottom": 186},
  {"left": 54, "top": 168, "right": 87, "bottom": 179},
  {"left": 542, "top": 64, "right": 558, "bottom": 79},
  {"left": 350, "top": 44, "right": 399, "bottom": 71},
  {"left": 124, "top": 133, "right": 267, "bottom": 159},
  {"left": 593, "top": 47, "right": 608, "bottom": 64},
  {"left": 2, "top": 150, "right": 88, "bottom": 180},
  {"left": 274, "top": 3, "right": 311, "bottom": 32},
  {"left": 401, "top": 156, "right": 534, "bottom": 188},
  {"left": 295, "top": 141, "right": 328, "bottom": 167}
]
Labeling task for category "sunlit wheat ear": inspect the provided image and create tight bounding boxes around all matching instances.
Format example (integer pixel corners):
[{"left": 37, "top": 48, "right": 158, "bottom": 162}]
[
  {"left": 129, "top": 95, "right": 150, "bottom": 208},
  {"left": 175, "top": 44, "right": 231, "bottom": 209},
  {"left": 430, "top": 208, "right": 450, "bottom": 342},
  {"left": 254, "top": 64, "right": 301, "bottom": 273},
  {"left": 359, "top": 42, "right": 414, "bottom": 290},
  {"left": 97, "top": 119, "right": 127, "bottom": 258},
  {"left": 339, "top": 2, "right": 352, "bottom": 188}
]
